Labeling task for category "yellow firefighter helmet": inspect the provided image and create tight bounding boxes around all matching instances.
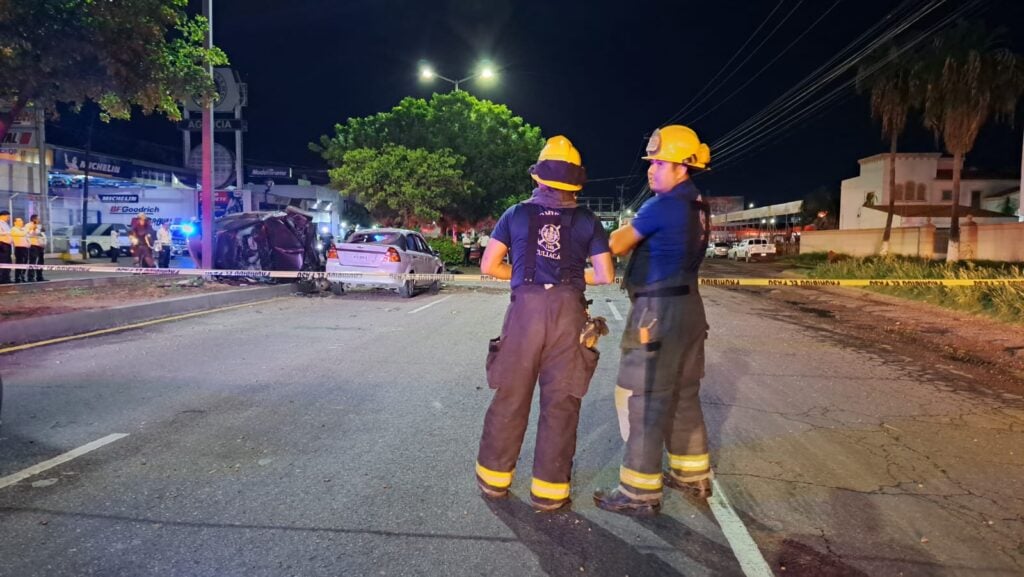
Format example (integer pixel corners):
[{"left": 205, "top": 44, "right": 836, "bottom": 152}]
[
  {"left": 529, "top": 135, "right": 586, "bottom": 192},
  {"left": 642, "top": 125, "right": 711, "bottom": 170}
]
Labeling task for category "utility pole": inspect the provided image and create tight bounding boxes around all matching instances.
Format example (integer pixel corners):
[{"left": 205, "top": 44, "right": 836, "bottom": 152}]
[
  {"left": 616, "top": 183, "right": 627, "bottom": 212},
  {"left": 200, "top": 0, "right": 214, "bottom": 269},
  {"left": 80, "top": 111, "right": 94, "bottom": 260}
]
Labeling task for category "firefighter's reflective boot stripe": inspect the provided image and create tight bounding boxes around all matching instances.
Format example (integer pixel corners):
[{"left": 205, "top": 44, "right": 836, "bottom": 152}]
[
  {"left": 668, "top": 453, "right": 712, "bottom": 483},
  {"left": 476, "top": 462, "right": 514, "bottom": 493},
  {"left": 531, "top": 477, "right": 571, "bottom": 501}
]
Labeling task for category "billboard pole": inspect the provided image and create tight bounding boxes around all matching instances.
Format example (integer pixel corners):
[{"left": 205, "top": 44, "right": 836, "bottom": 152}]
[{"left": 200, "top": 0, "right": 214, "bottom": 269}]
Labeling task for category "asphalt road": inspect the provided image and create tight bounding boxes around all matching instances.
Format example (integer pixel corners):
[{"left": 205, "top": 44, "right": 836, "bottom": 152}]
[{"left": 1, "top": 265, "right": 1022, "bottom": 576}]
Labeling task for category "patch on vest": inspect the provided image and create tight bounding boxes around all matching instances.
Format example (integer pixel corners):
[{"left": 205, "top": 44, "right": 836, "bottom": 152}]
[{"left": 538, "top": 224, "right": 561, "bottom": 260}]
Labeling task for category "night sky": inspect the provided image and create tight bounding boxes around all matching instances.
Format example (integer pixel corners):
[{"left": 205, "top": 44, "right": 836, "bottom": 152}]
[{"left": 48, "top": 0, "right": 1024, "bottom": 207}]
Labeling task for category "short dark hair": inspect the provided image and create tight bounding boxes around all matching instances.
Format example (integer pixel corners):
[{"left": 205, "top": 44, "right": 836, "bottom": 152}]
[
  {"left": 30, "top": 214, "right": 38, "bottom": 220},
  {"left": 0, "top": 210, "right": 9, "bottom": 217}
]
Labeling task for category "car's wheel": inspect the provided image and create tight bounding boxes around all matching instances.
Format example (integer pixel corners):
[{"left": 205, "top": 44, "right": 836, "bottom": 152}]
[
  {"left": 87, "top": 243, "right": 103, "bottom": 258},
  {"left": 428, "top": 267, "right": 442, "bottom": 295},
  {"left": 330, "top": 282, "right": 345, "bottom": 296},
  {"left": 398, "top": 276, "right": 416, "bottom": 298}
]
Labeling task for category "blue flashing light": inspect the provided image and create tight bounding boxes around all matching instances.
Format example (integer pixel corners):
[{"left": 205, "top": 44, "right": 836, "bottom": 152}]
[{"left": 181, "top": 224, "right": 195, "bottom": 236}]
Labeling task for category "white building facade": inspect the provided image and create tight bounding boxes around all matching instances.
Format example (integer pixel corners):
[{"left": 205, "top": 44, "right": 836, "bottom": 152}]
[{"left": 839, "top": 153, "right": 1019, "bottom": 230}]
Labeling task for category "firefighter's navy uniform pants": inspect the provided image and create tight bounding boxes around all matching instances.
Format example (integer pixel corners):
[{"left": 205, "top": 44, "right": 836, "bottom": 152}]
[
  {"left": 477, "top": 284, "right": 599, "bottom": 507},
  {"left": 614, "top": 275, "right": 710, "bottom": 501}
]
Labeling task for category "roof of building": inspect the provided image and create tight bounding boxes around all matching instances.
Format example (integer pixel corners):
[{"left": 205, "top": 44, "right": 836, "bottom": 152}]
[
  {"left": 866, "top": 204, "right": 1012, "bottom": 218},
  {"left": 858, "top": 152, "right": 942, "bottom": 165}
]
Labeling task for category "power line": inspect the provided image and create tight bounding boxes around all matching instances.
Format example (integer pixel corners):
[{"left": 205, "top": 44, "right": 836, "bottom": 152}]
[
  {"left": 661, "top": 0, "right": 788, "bottom": 126},
  {"left": 674, "top": 0, "right": 809, "bottom": 124},
  {"left": 685, "top": 0, "right": 845, "bottom": 126},
  {"left": 712, "top": 0, "right": 988, "bottom": 167},
  {"left": 713, "top": 0, "right": 940, "bottom": 154}
]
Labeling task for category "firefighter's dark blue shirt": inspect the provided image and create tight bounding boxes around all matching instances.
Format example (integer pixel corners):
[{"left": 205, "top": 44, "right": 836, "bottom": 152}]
[
  {"left": 627, "top": 179, "right": 705, "bottom": 286},
  {"left": 492, "top": 202, "right": 610, "bottom": 290}
]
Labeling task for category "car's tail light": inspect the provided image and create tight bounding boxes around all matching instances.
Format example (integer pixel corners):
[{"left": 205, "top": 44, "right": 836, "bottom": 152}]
[
  {"left": 385, "top": 247, "right": 401, "bottom": 263},
  {"left": 327, "top": 247, "right": 338, "bottom": 260}
]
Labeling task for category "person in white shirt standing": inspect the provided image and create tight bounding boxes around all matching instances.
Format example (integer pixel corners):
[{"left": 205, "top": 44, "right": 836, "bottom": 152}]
[
  {"left": 27, "top": 214, "right": 45, "bottom": 282},
  {"left": 156, "top": 221, "right": 172, "bottom": 268},
  {"left": 109, "top": 228, "right": 121, "bottom": 263}
]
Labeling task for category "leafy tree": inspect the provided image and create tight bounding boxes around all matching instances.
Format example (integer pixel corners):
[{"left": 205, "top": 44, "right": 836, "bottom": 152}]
[
  {"left": 329, "top": 145, "right": 472, "bottom": 226},
  {"left": 314, "top": 91, "right": 545, "bottom": 221},
  {"left": 0, "top": 0, "right": 228, "bottom": 139},
  {"left": 857, "top": 42, "right": 917, "bottom": 256},
  {"left": 915, "top": 21, "right": 1024, "bottom": 261}
]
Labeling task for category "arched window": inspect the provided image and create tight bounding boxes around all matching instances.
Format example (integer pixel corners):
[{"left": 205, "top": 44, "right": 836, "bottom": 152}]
[
  {"left": 917, "top": 183, "right": 927, "bottom": 201},
  {"left": 893, "top": 184, "right": 904, "bottom": 201},
  {"left": 864, "top": 192, "right": 877, "bottom": 207}
]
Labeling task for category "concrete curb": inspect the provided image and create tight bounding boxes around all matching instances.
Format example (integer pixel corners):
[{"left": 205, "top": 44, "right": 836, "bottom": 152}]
[
  {"left": 0, "top": 282, "right": 297, "bottom": 347},
  {"left": 0, "top": 274, "right": 137, "bottom": 294}
]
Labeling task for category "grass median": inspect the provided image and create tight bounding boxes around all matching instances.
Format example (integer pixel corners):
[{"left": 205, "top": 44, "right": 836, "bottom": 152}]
[{"left": 781, "top": 253, "right": 1024, "bottom": 324}]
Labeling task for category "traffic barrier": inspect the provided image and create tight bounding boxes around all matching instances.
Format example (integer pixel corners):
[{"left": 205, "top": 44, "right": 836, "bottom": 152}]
[{"left": 2, "top": 263, "right": 1023, "bottom": 288}]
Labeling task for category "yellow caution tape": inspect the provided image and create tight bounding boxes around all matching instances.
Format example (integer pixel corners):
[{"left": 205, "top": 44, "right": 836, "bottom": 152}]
[
  {"left": 698, "top": 278, "right": 1024, "bottom": 288},
  {"left": 2, "top": 264, "right": 1021, "bottom": 288}
]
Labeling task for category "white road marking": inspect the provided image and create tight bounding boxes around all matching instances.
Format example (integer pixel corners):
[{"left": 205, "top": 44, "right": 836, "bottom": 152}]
[
  {"left": 0, "top": 433, "right": 129, "bottom": 491},
  {"left": 606, "top": 300, "right": 623, "bottom": 321},
  {"left": 408, "top": 294, "right": 453, "bottom": 315},
  {"left": 708, "top": 477, "right": 774, "bottom": 577}
]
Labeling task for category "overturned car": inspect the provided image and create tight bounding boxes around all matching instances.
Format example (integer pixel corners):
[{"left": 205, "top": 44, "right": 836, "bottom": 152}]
[{"left": 187, "top": 208, "right": 323, "bottom": 274}]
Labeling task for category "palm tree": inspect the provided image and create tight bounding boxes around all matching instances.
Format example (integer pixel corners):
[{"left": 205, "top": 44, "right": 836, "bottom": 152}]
[
  {"left": 916, "top": 21, "right": 1024, "bottom": 262},
  {"left": 857, "top": 43, "right": 917, "bottom": 256}
]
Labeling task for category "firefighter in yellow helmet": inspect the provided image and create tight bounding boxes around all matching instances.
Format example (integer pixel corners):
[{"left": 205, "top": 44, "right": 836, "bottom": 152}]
[
  {"left": 594, "top": 125, "right": 713, "bottom": 516},
  {"left": 476, "top": 135, "right": 615, "bottom": 511}
]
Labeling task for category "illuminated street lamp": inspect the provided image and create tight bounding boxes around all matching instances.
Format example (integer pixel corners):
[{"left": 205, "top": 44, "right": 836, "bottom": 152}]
[{"left": 418, "top": 61, "right": 498, "bottom": 91}]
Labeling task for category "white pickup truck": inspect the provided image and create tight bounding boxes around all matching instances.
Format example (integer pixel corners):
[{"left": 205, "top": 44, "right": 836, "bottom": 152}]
[{"left": 729, "top": 238, "right": 776, "bottom": 262}]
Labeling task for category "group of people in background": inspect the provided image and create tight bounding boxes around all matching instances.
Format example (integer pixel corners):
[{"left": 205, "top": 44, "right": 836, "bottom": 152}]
[
  {"left": 110, "top": 213, "right": 172, "bottom": 269},
  {"left": 460, "top": 229, "right": 491, "bottom": 266},
  {"left": 0, "top": 210, "right": 47, "bottom": 284}
]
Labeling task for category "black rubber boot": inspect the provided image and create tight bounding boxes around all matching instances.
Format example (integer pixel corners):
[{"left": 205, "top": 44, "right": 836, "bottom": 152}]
[
  {"left": 663, "top": 473, "right": 713, "bottom": 499},
  {"left": 593, "top": 487, "right": 660, "bottom": 517}
]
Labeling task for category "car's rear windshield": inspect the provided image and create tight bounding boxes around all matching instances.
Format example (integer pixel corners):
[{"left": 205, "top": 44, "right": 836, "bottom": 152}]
[
  {"left": 347, "top": 232, "right": 403, "bottom": 246},
  {"left": 715, "top": 242, "right": 730, "bottom": 247}
]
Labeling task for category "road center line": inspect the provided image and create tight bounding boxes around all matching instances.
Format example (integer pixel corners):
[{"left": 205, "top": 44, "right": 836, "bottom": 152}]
[
  {"left": 0, "top": 433, "right": 129, "bottom": 491},
  {"left": 0, "top": 299, "right": 284, "bottom": 355},
  {"left": 409, "top": 294, "right": 453, "bottom": 314},
  {"left": 606, "top": 300, "right": 623, "bottom": 321},
  {"left": 708, "top": 478, "right": 774, "bottom": 577}
]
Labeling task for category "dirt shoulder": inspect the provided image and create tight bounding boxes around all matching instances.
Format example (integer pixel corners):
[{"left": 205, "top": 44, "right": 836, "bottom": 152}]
[
  {"left": 0, "top": 277, "right": 242, "bottom": 322},
  {"left": 744, "top": 282, "right": 1024, "bottom": 397}
]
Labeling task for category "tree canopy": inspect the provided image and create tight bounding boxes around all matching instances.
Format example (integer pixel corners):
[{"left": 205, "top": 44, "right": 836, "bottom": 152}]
[
  {"left": 329, "top": 145, "right": 473, "bottom": 225},
  {"left": 915, "top": 21, "right": 1024, "bottom": 259},
  {"left": 314, "top": 90, "right": 545, "bottom": 222},
  {"left": 0, "top": 0, "right": 228, "bottom": 137}
]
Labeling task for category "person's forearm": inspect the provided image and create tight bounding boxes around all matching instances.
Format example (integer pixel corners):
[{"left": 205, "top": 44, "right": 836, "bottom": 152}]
[{"left": 484, "top": 262, "right": 512, "bottom": 280}]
